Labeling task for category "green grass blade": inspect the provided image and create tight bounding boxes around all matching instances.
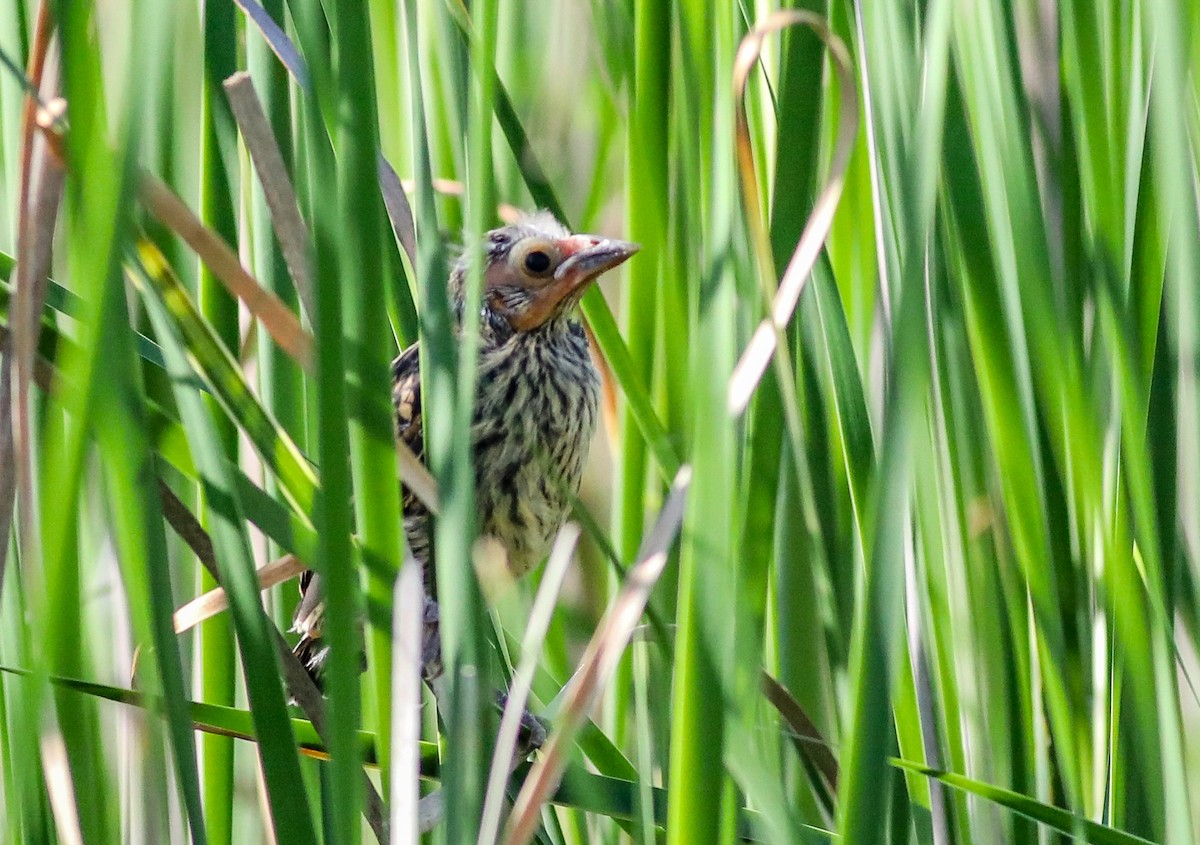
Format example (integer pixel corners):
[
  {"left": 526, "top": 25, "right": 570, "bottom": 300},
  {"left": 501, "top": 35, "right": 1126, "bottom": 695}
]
[
  {"left": 894, "top": 760, "right": 1157, "bottom": 845},
  {"left": 139, "top": 248, "right": 319, "bottom": 845},
  {"left": 133, "top": 242, "right": 318, "bottom": 519}
]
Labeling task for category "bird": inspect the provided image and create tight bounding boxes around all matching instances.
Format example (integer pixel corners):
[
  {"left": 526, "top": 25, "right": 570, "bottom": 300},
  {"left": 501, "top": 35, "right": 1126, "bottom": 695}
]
[{"left": 292, "top": 211, "right": 639, "bottom": 687}]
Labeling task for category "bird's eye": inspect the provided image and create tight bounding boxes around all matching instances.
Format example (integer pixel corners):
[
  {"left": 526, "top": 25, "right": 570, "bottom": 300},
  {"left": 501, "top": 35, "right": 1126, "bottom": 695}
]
[{"left": 524, "top": 250, "right": 552, "bottom": 275}]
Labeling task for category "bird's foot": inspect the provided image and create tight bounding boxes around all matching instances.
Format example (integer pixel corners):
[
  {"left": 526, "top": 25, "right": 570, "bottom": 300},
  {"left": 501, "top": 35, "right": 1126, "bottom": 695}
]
[
  {"left": 422, "top": 596, "right": 547, "bottom": 756},
  {"left": 496, "top": 691, "right": 548, "bottom": 757}
]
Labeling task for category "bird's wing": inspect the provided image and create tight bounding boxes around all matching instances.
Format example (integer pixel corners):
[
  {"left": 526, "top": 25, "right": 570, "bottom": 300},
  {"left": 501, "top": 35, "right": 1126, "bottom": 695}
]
[
  {"left": 391, "top": 340, "right": 434, "bottom": 518},
  {"left": 391, "top": 341, "right": 424, "bottom": 464},
  {"left": 293, "top": 341, "right": 427, "bottom": 640}
]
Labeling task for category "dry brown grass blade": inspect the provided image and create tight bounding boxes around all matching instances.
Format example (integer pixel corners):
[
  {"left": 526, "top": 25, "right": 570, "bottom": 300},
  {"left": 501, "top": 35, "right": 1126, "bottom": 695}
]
[
  {"left": 173, "top": 554, "right": 305, "bottom": 634},
  {"left": 760, "top": 670, "right": 839, "bottom": 792},
  {"left": 165, "top": 445, "right": 434, "bottom": 637},
  {"left": 15, "top": 1, "right": 53, "bottom": 206},
  {"left": 223, "top": 71, "right": 315, "bottom": 322},
  {"left": 378, "top": 154, "right": 417, "bottom": 268},
  {"left": 139, "top": 173, "right": 314, "bottom": 370},
  {"left": 397, "top": 438, "right": 440, "bottom": 515},
  {"left": 41, "top": 733, "right": 84, "bottom": 845},
  {"left": 584, "top": 319, "right": 620, "bottom": 457},
  {"left": 167, "top": 706, "right": 321, "bottom": 759},
  {"left": 4, "top": 3, "right": 62, "bottom": 601},
  {"left": 232, "top": 0, "right": 311, "bottom": 91},
  {"left": 389, "top": 555, "right": 424, "bottom": 845},
  {"left": 500, "top": 466, "right": 692, "bottom": 845},
  {"left": 156, "top": 480, "right": 388, "bottom": 843},
  {"left": 398, "top": 177, "right": 522, "bottom": 224},
  {"left": 726, "top": 10, "right": 859, "bottom": 415},
  {"left": 12, "top": 125, "right": 64, "bottom": 518},
  {"left": 0, "top": 363, "right": 14, "bottom": 578},
  {"left": 478, "top": 524, "right": 580, "bottom": 845},
  {"left": 0, "top": 329, "right": 55, "bottom": 391}
]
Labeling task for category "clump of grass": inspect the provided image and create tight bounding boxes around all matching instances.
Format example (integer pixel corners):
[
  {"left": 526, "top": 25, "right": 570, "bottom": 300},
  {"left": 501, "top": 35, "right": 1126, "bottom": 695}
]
[{"left": 0, "top": 1, "right": 1197, "bottom": 844}]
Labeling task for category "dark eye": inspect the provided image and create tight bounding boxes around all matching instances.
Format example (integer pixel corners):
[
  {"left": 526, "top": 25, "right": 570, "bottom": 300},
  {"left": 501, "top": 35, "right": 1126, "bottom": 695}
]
[{"left": 524, "top": 250, "right": 552, "bottom": 275}]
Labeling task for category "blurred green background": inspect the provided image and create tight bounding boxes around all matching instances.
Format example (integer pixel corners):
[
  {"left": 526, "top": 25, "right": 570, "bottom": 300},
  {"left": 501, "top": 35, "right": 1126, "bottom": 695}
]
[{"left": 1, "top": 0, "right": 1199, "bottom": 843}]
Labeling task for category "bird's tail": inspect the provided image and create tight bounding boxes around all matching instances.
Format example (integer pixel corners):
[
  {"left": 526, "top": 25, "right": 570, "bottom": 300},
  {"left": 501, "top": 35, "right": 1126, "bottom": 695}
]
[{"left": 292, "top": 634, "right": 330, "bottom": 691}]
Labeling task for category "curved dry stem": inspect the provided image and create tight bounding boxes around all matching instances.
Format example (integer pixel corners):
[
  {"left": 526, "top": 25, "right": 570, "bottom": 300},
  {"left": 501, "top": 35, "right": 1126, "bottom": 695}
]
[
  {"left": 172, "top": 554, "right": 305, "bottom": 634},
  {"left": 500, "top": 467, "right": 692, "bottom": 845},
  {"left": 389, "top": 556, "right": 425, "bottom": 845},
  {"left": 397, "top": 437, "right": 440, "bottom": 516},
  {"left": 139, "top": 172, "right": 314, "bottom": 370},
  {"left": 478, "top": 523, "right": 580, "bottom": 845},
  {"left": 727, "top": 10, "right": 859, "bottom": 414}
]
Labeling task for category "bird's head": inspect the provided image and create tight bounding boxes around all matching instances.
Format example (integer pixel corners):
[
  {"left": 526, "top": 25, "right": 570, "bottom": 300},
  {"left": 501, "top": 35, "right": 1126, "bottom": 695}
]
[{"left": 450, "top": 211, "right": 639, "bottom": 333}]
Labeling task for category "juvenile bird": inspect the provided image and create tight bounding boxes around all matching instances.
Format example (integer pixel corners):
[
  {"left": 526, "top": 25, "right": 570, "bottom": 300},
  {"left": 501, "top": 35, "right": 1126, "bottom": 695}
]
[{"left": 293, "top": 211, "right": 638, "bottom": 682}]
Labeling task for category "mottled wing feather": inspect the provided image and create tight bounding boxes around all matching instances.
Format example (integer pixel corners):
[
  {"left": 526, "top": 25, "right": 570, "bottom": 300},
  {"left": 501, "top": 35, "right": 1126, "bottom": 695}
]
[
  {"left": 293, "top": 342, "right": 428, "bottom": 641},
  {"left": 391, "top": 342, "right": 427, "bottom": 516}
]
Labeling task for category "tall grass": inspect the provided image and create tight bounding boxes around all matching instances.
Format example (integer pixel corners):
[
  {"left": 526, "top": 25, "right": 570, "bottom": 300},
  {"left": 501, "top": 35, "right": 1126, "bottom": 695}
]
[{"left": 1, "top": 0, "right": 1198, "bottom": 843}]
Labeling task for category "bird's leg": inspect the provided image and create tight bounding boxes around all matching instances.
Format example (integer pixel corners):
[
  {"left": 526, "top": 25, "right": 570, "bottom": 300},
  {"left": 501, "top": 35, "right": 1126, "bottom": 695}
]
[
  {"left": 418, "top": 595, "right": 547, "bottom": 757},
  {"left": 419, "top": 595, "right": 443, "bottom": 683}
]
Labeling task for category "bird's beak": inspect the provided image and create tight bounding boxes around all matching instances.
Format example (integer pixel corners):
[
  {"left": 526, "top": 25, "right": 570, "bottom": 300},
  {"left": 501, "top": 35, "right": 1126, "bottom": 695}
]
[
  {"left": 506, "top": 236, "right": 640, "bottom": 331},
  {"left": 554, "top": 237, "right": 640, "bottom": 284}
]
